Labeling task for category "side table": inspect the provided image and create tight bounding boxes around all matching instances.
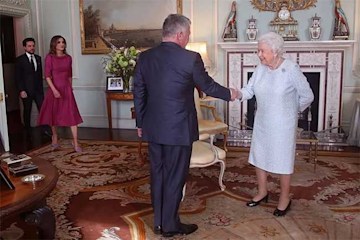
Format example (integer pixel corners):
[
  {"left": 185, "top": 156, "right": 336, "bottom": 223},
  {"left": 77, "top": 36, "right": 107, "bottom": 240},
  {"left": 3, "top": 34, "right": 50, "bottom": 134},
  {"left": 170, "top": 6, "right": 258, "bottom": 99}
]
[
  {"left": 105, "top": 91, "right": 134, "bottom": 129},
  {"left": 105, "top": 91, "right": 144, "bottom": 162},
  {"left": 0, "top": 158, "right": 58, "bottom": 239}
]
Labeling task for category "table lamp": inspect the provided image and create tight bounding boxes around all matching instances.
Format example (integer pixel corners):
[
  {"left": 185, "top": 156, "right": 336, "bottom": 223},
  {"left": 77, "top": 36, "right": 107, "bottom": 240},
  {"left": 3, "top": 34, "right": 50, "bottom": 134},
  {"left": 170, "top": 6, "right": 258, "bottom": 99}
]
[{"left": 186, "top": 42, "right": 212, "bottom": 71}]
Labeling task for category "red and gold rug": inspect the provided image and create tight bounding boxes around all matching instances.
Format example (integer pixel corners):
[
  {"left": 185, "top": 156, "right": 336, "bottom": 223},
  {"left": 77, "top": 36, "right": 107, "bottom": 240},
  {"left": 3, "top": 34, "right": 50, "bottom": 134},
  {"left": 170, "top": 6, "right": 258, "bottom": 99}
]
[{"left": 1, "top": 140, "right": 359, "bottom": 239}]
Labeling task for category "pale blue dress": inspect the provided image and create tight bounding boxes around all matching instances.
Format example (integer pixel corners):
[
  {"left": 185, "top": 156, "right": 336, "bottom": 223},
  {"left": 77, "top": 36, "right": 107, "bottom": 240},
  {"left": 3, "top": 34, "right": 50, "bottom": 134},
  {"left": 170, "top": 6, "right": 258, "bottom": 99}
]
[{"left": 240, "top": 59, "right": 314, "bottom": 174}]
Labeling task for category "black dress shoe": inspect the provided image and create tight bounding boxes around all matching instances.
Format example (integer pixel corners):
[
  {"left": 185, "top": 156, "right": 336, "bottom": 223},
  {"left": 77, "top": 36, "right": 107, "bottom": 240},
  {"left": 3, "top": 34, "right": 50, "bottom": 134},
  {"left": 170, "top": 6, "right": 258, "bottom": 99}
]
[
  {"left": 273, "top": 200, "right": 291, "bottom": 217},
  {"left": 246, "top": 194, "right": 269, "bottom": 207},
  {"left": 153, "top": 225, "right": 162, "bottom": 235},
  {"left": 162, "top": 223, "right": 198, "bottom": 238}
]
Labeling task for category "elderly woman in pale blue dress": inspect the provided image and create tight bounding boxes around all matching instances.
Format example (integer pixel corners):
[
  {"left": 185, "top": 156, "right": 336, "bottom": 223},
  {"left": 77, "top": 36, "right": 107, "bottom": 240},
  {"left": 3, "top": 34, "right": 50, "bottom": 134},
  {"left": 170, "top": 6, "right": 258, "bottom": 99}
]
[{"left": 238, "top": 32, "right": 314, "bottom": 216}]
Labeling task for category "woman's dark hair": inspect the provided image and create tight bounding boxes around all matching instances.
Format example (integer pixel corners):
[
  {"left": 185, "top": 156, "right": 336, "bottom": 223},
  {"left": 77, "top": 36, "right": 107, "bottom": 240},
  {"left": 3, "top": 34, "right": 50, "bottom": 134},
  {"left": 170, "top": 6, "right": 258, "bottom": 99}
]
[{"left": 49, "top": 35, "right": 67, "bottom": 55}]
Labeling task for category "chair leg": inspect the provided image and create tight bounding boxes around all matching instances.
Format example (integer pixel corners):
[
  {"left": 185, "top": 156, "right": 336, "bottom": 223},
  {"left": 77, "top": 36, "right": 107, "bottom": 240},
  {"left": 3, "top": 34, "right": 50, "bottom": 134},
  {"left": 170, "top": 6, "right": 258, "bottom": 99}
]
[
  {"left": 223, "top": 131, "right": 228, "bottom": 152},
  {"left": 218, "top": 160, "right": 226, "bottom": 191}
]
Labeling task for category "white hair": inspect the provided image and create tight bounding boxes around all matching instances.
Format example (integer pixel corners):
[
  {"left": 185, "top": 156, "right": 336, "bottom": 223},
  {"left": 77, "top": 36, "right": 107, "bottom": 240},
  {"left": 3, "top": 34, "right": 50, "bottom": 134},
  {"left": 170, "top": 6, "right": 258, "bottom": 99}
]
[{"left": 258, "top": 32, "right": 284, "bottom": 56}]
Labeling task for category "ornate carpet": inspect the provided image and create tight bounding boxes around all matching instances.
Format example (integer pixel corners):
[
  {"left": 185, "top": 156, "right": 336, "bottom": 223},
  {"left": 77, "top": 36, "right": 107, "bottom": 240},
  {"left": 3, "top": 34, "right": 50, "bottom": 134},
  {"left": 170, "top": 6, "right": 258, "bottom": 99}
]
[{"left": 1, "top": 139, "right": 359, "bottom": 239}]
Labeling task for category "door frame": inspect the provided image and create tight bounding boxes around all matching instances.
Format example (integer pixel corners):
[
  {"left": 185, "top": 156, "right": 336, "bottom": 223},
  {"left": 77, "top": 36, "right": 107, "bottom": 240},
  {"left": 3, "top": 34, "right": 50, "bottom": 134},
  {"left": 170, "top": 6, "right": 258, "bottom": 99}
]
[
  {"left": 0, "top": 1, "right": 33, "bottom": 152},
  {"left": 0, "top": 46, "right": 9, "bottom": 151}
]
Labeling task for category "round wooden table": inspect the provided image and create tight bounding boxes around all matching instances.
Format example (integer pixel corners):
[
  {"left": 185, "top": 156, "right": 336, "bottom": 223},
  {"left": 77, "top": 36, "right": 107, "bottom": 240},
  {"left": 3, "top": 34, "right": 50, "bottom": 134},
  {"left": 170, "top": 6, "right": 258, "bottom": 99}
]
[{"left": 0, "top": 157, "right": 58, "bottom": 239}]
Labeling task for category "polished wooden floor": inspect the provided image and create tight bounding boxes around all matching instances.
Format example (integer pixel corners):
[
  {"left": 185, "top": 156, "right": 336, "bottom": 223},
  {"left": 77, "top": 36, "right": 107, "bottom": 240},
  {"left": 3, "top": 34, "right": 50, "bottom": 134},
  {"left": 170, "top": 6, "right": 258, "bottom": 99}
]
[
  {"left": 1, "top": 109, "right": 358, "bottom": 155},
  {"left": 3, "top": 127, "right": 140, "bottom": 154},
  {"left": 1, "top": 125, "right": 357, "bottom": 157}
]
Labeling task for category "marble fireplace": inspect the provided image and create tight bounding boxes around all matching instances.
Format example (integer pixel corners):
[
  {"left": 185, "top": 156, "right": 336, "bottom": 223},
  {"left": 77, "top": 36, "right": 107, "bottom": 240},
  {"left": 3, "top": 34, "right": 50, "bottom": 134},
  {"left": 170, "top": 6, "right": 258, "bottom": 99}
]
[{"left": 218, "top": 41, "right": 355, "bottom": 133}]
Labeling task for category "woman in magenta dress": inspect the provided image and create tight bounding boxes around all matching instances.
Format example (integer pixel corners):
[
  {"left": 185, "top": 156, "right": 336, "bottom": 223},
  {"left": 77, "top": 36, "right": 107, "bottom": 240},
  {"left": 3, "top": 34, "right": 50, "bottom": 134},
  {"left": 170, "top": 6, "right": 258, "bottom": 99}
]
[{"left": 38, "top": 35, "right": 83, "bottom": 152}]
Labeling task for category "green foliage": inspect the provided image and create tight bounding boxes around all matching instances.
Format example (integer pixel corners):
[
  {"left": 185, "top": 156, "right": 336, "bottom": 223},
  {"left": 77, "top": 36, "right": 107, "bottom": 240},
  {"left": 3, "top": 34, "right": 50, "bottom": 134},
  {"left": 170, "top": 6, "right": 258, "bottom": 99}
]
[{"left": 102, "top": 46, "right": 141, "bottom": 86}]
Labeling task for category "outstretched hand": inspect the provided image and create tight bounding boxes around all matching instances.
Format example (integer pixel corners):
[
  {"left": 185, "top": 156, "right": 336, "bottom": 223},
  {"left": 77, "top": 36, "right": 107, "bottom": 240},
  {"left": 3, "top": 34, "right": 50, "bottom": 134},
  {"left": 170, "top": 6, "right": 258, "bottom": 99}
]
[
  {"left": 137, "top": 128, "right": 142, "bottom": 138},
  {"left": 229, "top": 88, "right": 240, "bottom": 101}
]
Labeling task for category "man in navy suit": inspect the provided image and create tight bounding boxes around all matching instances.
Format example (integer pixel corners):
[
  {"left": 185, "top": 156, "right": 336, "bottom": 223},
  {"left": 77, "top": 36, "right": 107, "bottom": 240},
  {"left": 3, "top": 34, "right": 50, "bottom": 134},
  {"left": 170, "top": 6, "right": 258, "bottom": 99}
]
[
  {"left": 134, "top": 14, "right": 238, "bottom": 238},
  {"left": 15, "top": 38, "right": 46, "bottom": 133}
]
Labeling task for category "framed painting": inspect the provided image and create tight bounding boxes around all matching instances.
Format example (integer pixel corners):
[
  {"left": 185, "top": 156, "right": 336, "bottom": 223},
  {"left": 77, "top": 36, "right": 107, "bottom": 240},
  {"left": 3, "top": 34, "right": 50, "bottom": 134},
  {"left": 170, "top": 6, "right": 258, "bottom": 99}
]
[
  {"left": 80, "top": 0, "right": 183, "bottom": 54},
  {"left": 106, "top": 76, "right": 123, "bottom": 91}
]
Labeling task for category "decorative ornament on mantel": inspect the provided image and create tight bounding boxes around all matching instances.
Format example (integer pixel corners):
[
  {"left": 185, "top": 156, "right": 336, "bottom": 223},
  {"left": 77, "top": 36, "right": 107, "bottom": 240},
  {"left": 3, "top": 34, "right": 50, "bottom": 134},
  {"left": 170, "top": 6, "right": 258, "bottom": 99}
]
[
  {"left": 250, "top": 0, "right": 317, "bottom": 41},
  {"left": 309, "top": 14, "right": 321, "bottom": 41},
  {"left": 332, "top": 0, "right": 350, "bottom": 40},
  {"left": 246, "top": 16, "right": 258, "bottom": 41},
  {"left": 102, "top": 45, "right": 141, "bottom": 92},
  {"left": 222, "top": 1, "right": 237, "bottom": 42}
]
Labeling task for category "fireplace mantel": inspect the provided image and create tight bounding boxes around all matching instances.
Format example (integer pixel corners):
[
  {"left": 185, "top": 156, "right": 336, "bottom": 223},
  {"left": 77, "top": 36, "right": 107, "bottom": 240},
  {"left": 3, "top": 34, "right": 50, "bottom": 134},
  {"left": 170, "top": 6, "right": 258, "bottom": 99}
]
[
  {"left": 218, "top": 40, "right": 356, "bottom": 132},
  {"left": 217, "top": 40, "right": 355, "bottom": 51}
]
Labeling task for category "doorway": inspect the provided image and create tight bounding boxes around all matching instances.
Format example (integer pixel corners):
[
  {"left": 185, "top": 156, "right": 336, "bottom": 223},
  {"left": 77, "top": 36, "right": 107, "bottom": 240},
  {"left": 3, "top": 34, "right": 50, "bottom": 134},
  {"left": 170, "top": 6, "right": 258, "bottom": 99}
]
[{"left": 1, "top": 15, "right": 23, "bottom": 135}]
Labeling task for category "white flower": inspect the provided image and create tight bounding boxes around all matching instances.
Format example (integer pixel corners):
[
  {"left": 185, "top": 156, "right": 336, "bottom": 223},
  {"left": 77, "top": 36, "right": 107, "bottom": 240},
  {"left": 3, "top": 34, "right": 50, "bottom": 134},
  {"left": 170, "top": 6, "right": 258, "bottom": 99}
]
[{"left": 102, "top": 46, "right": 141, "bottom": 83}]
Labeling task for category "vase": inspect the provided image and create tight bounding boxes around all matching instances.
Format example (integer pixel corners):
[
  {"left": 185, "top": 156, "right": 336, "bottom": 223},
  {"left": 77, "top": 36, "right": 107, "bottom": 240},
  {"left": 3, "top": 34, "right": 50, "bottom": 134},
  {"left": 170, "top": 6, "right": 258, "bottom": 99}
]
[
  {"left": 246, "top": 28, "right": 258, "bottom": 41},
  {"left": 309, "top": 26, "right": 321, "bottom": 41},
  {"left": 122, "top": 75, "right": 131, "bottom": 93}
]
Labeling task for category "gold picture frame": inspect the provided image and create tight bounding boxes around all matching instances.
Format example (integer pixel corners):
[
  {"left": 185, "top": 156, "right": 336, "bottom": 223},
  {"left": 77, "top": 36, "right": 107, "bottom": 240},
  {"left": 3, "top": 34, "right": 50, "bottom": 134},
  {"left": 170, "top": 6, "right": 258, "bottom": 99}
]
[{"left": 80, "top": 0, "right": 183, "bottom": 54}]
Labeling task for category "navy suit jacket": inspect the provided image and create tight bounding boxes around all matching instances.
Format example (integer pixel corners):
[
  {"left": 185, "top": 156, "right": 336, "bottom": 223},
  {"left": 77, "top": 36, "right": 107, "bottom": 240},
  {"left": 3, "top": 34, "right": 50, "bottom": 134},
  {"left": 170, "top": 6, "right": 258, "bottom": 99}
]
[
  {"left": 134, "top": 42, "right": 231, "bottom": 146},
  {"left": 15, "top": 53, "right": 44, "bottom": 97}
]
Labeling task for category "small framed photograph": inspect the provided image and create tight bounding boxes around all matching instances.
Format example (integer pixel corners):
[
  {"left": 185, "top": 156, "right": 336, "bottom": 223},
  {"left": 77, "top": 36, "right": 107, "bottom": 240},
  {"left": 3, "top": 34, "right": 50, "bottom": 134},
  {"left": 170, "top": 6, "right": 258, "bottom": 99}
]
[{"left": 106, "top": 76, "right": 123, "bottom": 91}]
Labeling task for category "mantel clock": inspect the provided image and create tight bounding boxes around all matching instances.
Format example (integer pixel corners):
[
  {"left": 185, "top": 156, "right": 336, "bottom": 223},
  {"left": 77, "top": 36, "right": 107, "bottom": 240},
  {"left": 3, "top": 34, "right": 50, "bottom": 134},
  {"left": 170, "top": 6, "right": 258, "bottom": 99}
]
[
  {"left": 250, "top": 0, "right": 317, "bottom": 41},
  {"left": 270, "top": 2, "right": 298, "bottom": 40}
]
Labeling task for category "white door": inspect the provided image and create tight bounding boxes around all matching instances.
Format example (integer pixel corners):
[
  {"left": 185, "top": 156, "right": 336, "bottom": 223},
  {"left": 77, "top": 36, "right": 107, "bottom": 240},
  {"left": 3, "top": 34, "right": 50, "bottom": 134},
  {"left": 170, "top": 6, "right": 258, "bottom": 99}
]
[{"left": 0, "top": 43, "right": 10, "bottom": 152}]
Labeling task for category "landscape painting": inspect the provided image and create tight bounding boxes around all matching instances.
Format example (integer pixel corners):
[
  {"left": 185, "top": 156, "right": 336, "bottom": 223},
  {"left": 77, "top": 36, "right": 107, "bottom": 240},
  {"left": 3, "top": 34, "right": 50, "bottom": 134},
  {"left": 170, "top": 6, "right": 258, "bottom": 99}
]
[{"left": 80, "top": 0, "right": 182, "bottom": 54}]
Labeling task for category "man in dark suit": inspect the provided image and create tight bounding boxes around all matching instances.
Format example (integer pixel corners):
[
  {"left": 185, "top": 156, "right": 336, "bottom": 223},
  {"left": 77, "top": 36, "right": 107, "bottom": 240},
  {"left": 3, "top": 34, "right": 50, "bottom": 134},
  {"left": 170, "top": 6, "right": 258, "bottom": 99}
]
[
  {"left": 15, "top": 38, "right": 46, "bottom": 133},
  {"left": 134, "top": 14, "right": 238, "bottom": 238}
]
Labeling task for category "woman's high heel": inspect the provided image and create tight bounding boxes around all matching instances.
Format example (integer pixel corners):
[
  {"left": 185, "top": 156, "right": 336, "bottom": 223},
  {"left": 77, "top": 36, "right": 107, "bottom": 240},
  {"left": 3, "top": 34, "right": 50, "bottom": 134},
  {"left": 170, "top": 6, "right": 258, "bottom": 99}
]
[
  {"left": 71, "top": 141, "right": 82, "bottom": 153},
  {"left": 51, "top": 143, "right": 60, "bottom": 150},
  {"left": 273, "top": 200, "right": 291, "bottom": 217},
  {"left": 246, "top": 194, "right": 269, "bottom": 207},
  {"left": 74, "top": 146, "right": 82, "bottom": 153}
]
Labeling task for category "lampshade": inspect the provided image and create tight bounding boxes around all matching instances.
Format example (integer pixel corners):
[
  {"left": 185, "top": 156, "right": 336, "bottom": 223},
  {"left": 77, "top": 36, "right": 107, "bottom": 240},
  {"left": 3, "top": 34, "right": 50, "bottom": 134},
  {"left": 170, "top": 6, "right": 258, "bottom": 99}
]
[{"left": 186, "top": 42, "right": 212, "bottom": 68}]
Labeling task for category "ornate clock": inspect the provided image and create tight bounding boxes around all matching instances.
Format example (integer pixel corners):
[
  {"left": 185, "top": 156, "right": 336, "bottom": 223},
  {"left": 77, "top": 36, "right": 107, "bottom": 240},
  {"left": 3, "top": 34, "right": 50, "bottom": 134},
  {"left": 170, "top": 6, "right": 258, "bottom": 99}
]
[
  {"left": 250, "top": 0, "right": 317, "bottom": 41},
  {"left": 270, "top": 2, "right": 298, "bottom": 40}
]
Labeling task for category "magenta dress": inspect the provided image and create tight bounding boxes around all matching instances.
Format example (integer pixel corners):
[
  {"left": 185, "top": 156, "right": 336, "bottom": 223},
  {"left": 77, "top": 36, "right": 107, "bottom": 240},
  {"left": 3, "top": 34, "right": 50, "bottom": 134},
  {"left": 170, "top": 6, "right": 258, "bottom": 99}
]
[{"left": 38, "top": 54, "right": 83, "bottom": 126}]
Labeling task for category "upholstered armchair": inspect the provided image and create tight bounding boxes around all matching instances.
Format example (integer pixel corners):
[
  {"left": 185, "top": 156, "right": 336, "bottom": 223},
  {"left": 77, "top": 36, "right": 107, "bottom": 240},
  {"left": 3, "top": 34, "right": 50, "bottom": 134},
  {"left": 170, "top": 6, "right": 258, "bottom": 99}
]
[
  {"left": 194, "top": 89, "right": 229, "bottom": 151},
  {"left": 182, "top": 134, "right": 227, "bottom": 200}
]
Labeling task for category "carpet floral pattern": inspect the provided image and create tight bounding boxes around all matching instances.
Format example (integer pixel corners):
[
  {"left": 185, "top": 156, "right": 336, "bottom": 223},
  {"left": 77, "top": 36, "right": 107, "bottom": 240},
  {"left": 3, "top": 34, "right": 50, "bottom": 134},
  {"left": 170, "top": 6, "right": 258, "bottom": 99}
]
[{"left": 19, "top": 140, "right": 360, "bottom": 239}]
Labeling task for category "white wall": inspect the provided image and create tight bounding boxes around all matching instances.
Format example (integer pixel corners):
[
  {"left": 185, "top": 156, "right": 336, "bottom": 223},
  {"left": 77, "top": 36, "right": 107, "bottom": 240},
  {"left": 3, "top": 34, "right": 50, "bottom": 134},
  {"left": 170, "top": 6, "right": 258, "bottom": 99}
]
[
  {"left": 35, "top": 0, "right": 139, "bottom": 129},
  {"left": 32, "top": 0, "right": 359, "bottom": 131}
]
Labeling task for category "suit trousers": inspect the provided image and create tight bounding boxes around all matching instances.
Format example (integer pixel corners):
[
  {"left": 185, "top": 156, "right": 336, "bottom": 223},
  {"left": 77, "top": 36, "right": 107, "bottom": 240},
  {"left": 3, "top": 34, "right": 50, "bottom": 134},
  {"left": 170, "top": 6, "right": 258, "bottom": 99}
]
[
  {"left": 22, "top": 94, "right": 44, "bottom": 128},
  {"left": 148, "top": 142, "right": 192, "bottom": 232}
]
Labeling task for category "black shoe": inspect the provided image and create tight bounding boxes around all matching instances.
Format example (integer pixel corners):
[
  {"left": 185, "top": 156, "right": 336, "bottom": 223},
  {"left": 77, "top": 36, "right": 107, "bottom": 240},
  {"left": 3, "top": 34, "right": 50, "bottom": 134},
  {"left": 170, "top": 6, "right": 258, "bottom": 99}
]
[
  {"left": 162, "top": 223, "right": 198, "bottom": 238},
  {"left": 273, "top": 200, "right": 291, "bottom": 217},
  {"left": 153, "top": 225, "right": 162, "bottom": 235},
  {"left": 246, "top": 194, "right": 269, "bottom": 207}
]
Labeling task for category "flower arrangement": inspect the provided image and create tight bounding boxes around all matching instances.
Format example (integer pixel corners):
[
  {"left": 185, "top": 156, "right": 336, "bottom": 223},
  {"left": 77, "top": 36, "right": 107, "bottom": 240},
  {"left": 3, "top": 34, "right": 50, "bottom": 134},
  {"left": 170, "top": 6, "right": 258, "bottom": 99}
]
[{"left": 102, "top": 46, "right": 141, "bottom": 91}]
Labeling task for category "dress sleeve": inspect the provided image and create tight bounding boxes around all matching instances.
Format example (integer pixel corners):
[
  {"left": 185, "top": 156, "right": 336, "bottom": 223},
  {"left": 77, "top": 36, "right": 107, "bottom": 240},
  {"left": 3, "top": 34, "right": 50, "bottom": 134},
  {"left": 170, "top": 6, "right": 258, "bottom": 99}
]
[
  {"left": 239, "top": 66, "right": 258, "bottom": 101},
  {"left": 45, "top": 54, "right": 52, "bottom": 79},
  {"left": 291, "top": 64, "right": 314, "bottom": 112}
]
